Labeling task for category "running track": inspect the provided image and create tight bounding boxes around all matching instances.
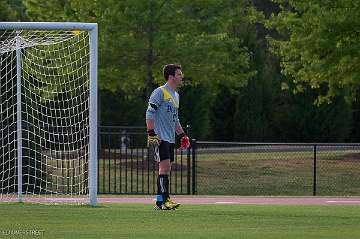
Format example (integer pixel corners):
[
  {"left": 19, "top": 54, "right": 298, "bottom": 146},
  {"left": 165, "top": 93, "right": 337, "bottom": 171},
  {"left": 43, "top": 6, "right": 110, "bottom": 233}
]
[
  {"left": 98, "top": 196, "right": 360, "bottom": 205},
  {"left": 2, "top": 196, "right": 359, "bottom": 205}
]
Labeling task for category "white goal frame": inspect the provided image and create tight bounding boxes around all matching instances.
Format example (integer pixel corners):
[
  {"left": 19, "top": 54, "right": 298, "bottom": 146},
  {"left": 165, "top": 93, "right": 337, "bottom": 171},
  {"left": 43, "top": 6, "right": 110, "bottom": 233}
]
[{"left": 0, "top": 22, "right": 98, "bottom": 206}]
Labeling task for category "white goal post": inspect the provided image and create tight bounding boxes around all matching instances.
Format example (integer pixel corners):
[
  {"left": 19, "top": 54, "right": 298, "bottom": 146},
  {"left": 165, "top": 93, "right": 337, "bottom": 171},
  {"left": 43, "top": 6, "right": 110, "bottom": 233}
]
[{"left": 0, "top": 22, "right": 98, "bottom": 205}]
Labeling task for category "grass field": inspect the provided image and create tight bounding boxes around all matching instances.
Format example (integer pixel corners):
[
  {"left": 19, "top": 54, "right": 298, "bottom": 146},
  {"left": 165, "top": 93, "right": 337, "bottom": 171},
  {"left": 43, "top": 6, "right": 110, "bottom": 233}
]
[{"left": 1, "top": 203, "right": 360, "bottom": 239}]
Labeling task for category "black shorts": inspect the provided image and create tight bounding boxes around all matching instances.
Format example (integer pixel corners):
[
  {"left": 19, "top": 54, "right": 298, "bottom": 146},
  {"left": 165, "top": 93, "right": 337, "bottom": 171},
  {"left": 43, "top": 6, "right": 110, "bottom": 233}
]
[{"left": 158, "top": 141, "right": 175, "bottom": 162}]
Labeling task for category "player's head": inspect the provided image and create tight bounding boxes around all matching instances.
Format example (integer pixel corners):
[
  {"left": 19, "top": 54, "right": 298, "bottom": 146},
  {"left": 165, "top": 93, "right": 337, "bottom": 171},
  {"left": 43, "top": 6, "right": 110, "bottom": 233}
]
[{"left": 163, "top": 64, "right": 183, "bottom": 86}]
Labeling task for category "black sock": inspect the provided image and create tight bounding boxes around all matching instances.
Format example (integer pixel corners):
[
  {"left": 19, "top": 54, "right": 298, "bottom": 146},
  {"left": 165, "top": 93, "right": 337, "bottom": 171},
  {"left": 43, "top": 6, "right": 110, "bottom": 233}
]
[
  {"left": 158, "top": 174, "right": 169, "bottom": 201},
  {"left": 157, "top": 176, "right": 162, "bottom": 196},
  {"left": 156, "top": 176, "right": 162, "bottom": 206}
]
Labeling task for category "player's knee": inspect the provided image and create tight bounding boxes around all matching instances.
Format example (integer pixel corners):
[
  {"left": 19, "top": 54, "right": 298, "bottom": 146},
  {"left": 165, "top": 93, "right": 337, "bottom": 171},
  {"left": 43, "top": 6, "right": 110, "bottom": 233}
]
[{"left": 159, "top": 160, "right": 171, "bottom": 174}]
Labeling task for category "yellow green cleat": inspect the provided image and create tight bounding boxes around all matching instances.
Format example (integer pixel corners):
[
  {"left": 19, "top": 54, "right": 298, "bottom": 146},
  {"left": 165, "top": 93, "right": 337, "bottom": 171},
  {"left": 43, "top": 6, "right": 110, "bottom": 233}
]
[{"left": 163, "top": 198, "right": 180, "bottom": 209}]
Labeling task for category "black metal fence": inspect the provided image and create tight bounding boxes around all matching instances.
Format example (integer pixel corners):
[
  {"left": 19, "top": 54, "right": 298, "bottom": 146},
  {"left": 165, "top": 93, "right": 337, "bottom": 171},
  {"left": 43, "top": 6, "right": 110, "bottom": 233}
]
[
  {"left": 195, "top": 141, "right": 360, "bottom": 196},
  {"left": 98, "top": 126, "right": 194, "bottom": 195},
  {"left": 98, "top": 127, "right": 360, "bottom": 196}
]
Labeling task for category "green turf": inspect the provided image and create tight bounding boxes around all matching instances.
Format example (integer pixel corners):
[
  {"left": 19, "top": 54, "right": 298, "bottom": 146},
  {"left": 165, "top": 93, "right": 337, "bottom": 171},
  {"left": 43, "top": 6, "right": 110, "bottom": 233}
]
[{"left": 1, "top": 203, "right": 360, "bottom": 239}]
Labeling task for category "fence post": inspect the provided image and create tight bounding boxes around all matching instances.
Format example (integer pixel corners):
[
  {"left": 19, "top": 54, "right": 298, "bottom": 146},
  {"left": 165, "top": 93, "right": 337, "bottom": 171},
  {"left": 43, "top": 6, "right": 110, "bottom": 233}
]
[
  {"left": 191, "top": 139, "right": 197, "bottom": 195},
  {"left": 185, "top": 125, "right": 192, "bottom": 195},
  {"left": 185, "top": 124, "right": 190, "bottom": 136},
  {"left": 313, "top": 144, "right": 317, "bottom": 196},
  {"left": 187, "top": 141, "right": 191, "bottom": 195}
]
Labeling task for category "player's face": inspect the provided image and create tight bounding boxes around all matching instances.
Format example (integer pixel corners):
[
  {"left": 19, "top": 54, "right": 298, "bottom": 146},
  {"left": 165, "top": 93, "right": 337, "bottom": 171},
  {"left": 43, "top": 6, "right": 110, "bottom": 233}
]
[{"left": 173, "top": 69, "right": 183, "bottom": 86}]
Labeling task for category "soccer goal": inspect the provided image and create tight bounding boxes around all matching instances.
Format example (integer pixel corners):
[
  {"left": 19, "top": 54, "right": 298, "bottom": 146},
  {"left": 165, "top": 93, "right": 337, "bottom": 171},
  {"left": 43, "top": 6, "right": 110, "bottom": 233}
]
[{"left": 0, "top": 22, "right": 97, "bottom": 205}]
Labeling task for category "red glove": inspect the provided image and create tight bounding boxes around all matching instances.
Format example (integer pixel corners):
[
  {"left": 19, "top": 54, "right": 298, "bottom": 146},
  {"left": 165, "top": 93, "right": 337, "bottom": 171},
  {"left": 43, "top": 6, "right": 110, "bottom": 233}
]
[{"left": 179, "top": 133, "right": 190, "bottom": 149}]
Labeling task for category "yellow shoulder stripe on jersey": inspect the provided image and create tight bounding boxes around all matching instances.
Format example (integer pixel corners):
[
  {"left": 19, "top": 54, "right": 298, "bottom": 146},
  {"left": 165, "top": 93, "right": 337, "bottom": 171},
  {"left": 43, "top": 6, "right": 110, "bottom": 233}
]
[{"left": 160, "top": 86, "right": 179, "bottom": 108}]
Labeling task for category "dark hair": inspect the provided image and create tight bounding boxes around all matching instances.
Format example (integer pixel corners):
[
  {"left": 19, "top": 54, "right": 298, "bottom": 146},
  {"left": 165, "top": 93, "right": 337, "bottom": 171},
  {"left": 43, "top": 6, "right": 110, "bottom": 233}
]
[{"left": 163, "top": 64, "right": 182, "bottom": 81}]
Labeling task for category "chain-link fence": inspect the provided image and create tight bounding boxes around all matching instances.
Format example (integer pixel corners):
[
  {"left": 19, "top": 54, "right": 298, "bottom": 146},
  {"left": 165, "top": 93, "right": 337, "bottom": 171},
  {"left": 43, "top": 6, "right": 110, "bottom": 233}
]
[{"left": 194, "top": 141, "right": 360, "bottom": 196}]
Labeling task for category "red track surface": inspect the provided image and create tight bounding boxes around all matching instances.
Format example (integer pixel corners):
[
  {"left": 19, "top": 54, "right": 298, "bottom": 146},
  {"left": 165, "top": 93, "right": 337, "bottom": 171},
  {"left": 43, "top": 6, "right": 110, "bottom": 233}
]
[
  {"left": 98, "top": 196, "right": 360, "bottom": 205},
  {"left": 2, "top": 196, "right": 360, "bottom": 205}
]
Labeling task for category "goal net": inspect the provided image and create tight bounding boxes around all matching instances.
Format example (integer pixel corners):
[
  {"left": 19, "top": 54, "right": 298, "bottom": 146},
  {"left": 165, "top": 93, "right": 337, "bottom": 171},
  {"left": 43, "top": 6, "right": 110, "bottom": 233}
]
[{"left": 0, "top": 22, "right": 97, "bottom": 205}]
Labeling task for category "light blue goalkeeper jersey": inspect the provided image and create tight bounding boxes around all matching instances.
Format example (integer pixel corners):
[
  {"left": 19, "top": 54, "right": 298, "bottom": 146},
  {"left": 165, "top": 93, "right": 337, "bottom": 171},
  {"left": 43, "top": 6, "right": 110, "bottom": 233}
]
[{"left": 146, "top": 83, "right": 180, "bottom": 144}]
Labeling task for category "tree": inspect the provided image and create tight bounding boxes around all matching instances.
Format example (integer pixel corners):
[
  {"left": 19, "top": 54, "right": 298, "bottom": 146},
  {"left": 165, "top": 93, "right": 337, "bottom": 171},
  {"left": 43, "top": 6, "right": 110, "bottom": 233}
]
[
  {"left": 24, "top": 0, "right": 254, "bottom": 129},
  {"left": 179, "top": 83, "right": 211, "bottom": 139},
  {"left": 24, "top": 0, "right": 253, "bottom": 94},
  {"left": 0, "top": 0, "right": 18, "bottom": 20},
  {"left": 210, "top": 84, "right": 237, "bottom": 140},
  {"left": 209, "top": 0, "right": 275, "bottom": 141},
  {"left": 266, "top": 0, "right": 360, "bottom": 104}
]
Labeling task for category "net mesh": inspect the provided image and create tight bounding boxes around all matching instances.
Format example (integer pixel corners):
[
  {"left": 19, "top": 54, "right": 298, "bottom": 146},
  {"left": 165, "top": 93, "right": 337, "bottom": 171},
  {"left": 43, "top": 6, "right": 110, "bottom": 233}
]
[{"left": 0, "top": 29, "right": 91, "bottom": 203}]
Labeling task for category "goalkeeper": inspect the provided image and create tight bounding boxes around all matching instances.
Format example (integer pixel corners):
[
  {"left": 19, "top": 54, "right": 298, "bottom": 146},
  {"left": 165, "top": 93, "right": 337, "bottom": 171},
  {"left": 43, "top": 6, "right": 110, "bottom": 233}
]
[{"left": 145, "top": 64, "right": 190, "bottom": 210}]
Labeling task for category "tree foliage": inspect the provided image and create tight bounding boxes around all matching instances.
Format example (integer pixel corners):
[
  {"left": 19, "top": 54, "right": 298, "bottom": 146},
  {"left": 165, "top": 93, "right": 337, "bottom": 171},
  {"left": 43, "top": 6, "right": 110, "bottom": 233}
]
[
  {"left": 24, "top": 0, "right": 253, "bottom": 95},
  {"left": 266, "top": 0, "right": 360, "bottom": 104},
  {"left": 23, "top": 0, "right": 255, "bottom": 134},
  {"left": 1, "top": 0, "right": 357, "bottom": 141},
  {"left": 0, "top": 0, "right": 18, "bottom": 20}
]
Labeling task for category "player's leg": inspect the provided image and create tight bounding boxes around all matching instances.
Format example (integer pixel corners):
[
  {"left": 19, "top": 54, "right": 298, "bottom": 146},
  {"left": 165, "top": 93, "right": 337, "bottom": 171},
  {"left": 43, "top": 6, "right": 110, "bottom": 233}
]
[
  {"left": 154, "top": 141, "right": 180, "bottom": 210},
  {"left": 158, "top": 159, "right": 171, "bottom": 200},
  {"left": 154, "top": 141, "right": 171, "bottom": 209},
  {"left": 163, "top": 143, "right": 180, "bottom": 209}
]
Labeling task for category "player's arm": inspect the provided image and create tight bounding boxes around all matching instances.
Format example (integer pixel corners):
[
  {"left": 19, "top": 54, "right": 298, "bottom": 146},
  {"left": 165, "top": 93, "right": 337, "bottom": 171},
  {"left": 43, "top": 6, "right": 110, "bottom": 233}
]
[
  {"left": 146, "top": 119, "right": 160, "bottom": 146},
  {"left": 176, "top": 122, "right": 190, "bottom": 149},
  {"left": 175, "top": 122, "right": 184, "bottom": 135},
  {"left": 145, "top": 89, "right": 162, "bottom": 146},
  {"left": 146, "top": 119, "right": 155, "bottom": 132}
]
